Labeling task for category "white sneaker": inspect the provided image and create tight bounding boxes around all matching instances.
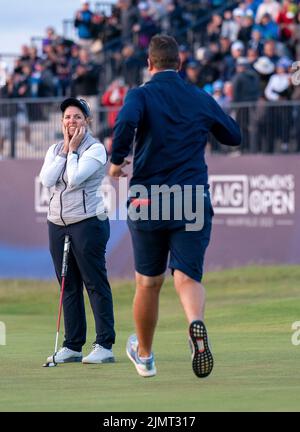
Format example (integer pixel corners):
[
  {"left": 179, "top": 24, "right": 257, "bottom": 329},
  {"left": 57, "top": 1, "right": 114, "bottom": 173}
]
[
  {"left": 82, "top": 344, "right": 115, "bottom": 364},
  {"left": 126, "top": 334, "right": 156, "bottom": 378},
  {"left": 47, "top": 347, "right": 82, "bottom": 364}
]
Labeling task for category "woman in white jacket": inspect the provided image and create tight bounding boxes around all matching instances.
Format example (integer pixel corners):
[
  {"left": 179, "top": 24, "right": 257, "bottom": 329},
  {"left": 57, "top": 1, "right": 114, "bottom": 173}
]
[{"left": 40, "top": 97, "right": 115, "bottom": 365}]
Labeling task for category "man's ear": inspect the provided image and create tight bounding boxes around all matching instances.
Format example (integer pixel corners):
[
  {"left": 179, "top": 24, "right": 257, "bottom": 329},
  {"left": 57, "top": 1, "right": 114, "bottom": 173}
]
[{"left": 147, "top": 58, "right": 153, "bottom": 72}]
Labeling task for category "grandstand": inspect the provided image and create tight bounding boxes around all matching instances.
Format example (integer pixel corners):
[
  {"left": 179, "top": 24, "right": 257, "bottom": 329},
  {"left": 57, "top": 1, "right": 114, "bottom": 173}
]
[{"left": 1, "top": 0, "right": 300, "bottom": 159}]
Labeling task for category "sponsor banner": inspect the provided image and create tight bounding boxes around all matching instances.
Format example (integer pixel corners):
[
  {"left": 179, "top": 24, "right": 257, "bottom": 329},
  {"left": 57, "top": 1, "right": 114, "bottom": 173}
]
[{"left": 0, "top": 155, "right": 299, "bottom": 278}]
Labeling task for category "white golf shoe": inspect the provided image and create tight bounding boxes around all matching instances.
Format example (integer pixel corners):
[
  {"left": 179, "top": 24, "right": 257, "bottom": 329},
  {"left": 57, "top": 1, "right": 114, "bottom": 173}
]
[
  {"left": 47, "top": 347, "right": 82, "bottom": 364},
  {"left": 82, "top": 344, "right": 115, "bottom": 364}
]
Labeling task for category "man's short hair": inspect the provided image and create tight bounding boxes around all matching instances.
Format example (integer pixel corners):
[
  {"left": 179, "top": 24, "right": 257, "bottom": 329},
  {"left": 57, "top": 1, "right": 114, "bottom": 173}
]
[{"left": 149, "top": 34, "right": 180, "bottom": 70}]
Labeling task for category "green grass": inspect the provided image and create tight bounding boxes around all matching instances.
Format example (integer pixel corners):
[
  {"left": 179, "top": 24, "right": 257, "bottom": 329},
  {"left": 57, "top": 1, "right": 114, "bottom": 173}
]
[{"left": 0, "top": 266, "right": 299, "bottom": 412}]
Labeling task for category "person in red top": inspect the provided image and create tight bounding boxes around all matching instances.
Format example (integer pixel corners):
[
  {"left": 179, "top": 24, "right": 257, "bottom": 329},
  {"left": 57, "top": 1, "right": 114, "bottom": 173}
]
[
  {"left": 101, "top": 78, "right": 128, "bottom": 153},
  {"left": 277, "top": 0, "right": 297, "bottom": 41}
]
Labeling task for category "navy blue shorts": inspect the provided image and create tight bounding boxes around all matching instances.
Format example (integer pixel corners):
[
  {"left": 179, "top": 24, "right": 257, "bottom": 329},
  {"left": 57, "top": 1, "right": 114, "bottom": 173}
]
[{"left": 127, "top": 196, "right": 214, "bottom": 282}]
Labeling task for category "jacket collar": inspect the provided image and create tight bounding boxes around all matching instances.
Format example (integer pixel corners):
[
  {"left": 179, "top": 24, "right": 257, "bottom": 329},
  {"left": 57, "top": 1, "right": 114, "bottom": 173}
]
[{"left": 150, "top": 70, "right": 180, "bottom": 81}]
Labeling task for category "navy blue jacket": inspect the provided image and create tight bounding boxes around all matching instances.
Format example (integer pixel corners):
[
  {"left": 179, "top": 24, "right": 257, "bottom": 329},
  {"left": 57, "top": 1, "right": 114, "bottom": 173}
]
[{"left": 111, "top": 71, "right": 241, "bottom": 189}]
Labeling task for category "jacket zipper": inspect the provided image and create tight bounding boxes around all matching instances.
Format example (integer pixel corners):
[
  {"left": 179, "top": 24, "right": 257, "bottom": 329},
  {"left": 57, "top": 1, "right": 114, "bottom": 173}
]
[
  {"left": 60, "top": 162, "right": 67, "bottom": 225},
  {"left": 48, "top": 193, "right": 54, "bottom": 215},
  {"left": 82, "top": 190, "right": 87, "bottom": 213}
]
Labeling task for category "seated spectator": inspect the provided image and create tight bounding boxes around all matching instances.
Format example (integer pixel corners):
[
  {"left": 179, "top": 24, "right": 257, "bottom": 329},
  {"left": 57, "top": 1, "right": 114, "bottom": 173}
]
[
  {"left": 276, "top": 0, "right": 297, "bottom": 42},
  {"left": 42, "top": 27, "right": 60, "bottom": 53},
  {"left": 253, "top": 55, "right": 275, "bottom": 96},
  {"left": 264, "top": 57, "right": 293, "bottom": 152},
  {"left": 71, "top": 49, "right": 100, "bottom": 97},
  {"left": 219, "top": 36, "right": 231, "bottom": 59},
  {"left": 232, "top": 57, "right": 260, "bottom": 102},
  {"left": 212, "top": 80, "right": 226, "bottom": 106},
  {"left": 221, "top": 9, "right": 240, "bottom": 42},
  {"left": 256, "top": 13, "right": 279, "bottom": 40},
  {"left": 222, "top": 81, "right": 234, "bottom": 112},
  {"left": 263, "top": 39, "right": 280, "bottom": 64},
  {"left": 248, "top": 27, "right": 264, "bottom": 55},
  {"left": 265, "top": 57, "right": 292, "bottom": 100},
  {"left": 69, "top": 44, "right": 81, "bottom": 75},
  {"left": 19, "top": 45, "right": 31, "bottom": 63},
  {"left": 178, "top": 44, "right": 193, "bottom": 80},
  {"left": 74, "top": 0, "right": 95, "bottom": 48},
  {"left": 247, "top": 47, "right": 259, "bottom": 66},
  {"left": 232, "top": 7, "right": 246, "bottom": 32},
  {"left": 222, "top": 40, "right": 245, "bottom": 81},
  {"left": 206, "top": 13, "right": 223, "bottom": 43},
  {"left": 237, "top": 10, "right": 255, "bottom": 43},
  {"left": 31, "top": 61, "right": 56, "bottom": 98},
  {"left": 55, "top": 43, "right": 71, "bottom": 96},
  {"left": 198, "top": 49, "right": 220, "bottom": 87},
  {"left": 232, "top": 57, "right": 260, "bottom": 151},
  {"left": 121, "top": 44, "right": 142, "bottom": 87},
  {"left": 185, "top": 61, "right": 201, "bottom": 87}
]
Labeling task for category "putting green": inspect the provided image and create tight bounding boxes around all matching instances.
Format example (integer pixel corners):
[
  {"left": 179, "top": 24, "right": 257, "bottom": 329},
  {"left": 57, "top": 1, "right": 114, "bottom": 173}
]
[{"left": 0, "top": 266, "right": 299, "bottom": 412}]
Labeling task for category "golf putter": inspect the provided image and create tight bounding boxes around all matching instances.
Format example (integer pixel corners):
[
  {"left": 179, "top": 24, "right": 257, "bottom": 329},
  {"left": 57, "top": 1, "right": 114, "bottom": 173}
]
[{"left": 43, "top": 234, "right": 71, "bottom": 367}]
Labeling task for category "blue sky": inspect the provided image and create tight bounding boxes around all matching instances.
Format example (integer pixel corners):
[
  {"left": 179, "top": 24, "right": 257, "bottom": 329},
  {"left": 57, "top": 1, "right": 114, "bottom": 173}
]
[
  {"left": 0, "top": 0, "right": 80, "bottom": 53},
  {"left": 0, "top": 0, "right": 117, "bottom": 54}
]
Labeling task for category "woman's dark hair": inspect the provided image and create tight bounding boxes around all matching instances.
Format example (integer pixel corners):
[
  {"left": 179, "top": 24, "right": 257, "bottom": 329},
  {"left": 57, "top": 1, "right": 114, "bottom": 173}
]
[{"left": 148, "top": 34, "right": 180, "bottom": 70}]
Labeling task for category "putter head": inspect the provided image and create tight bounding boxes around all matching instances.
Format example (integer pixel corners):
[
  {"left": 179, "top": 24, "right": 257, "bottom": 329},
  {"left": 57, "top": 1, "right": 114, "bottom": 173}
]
[{"left": 42, "top": 354, "right": 57, "bottom": 367}]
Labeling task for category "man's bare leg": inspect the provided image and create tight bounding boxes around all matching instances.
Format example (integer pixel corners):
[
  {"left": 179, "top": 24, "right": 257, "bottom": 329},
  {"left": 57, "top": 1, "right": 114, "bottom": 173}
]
[
  {"left": 173, "top": 269, "right": 213, "bottom": 378},
  {"left": 173, "top": 269, "right": 205, "bottom": 323},
  {"left": 133, "top": 272, "right": 164, "bottom": 357}
]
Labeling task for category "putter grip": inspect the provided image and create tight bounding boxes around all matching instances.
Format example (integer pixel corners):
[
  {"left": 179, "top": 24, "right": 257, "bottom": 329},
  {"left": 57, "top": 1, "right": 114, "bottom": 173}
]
[{"left": 61, "top": 235, "right": 70, "bottom": 277}]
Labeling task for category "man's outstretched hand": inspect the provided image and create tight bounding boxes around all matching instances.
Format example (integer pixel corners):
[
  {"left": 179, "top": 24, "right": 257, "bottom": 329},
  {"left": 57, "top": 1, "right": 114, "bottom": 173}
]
[{"left": 108, "top": 160, "right": 131, "bottom": 178}]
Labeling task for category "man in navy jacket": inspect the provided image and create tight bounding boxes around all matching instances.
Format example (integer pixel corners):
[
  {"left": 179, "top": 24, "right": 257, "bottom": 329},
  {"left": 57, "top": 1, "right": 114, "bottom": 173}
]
[{"left": 109, "top": 35, "right": 241, "bottom": 379}]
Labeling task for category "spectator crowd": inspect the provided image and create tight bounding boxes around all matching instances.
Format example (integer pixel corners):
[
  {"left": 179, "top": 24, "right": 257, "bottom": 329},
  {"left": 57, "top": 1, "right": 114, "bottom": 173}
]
[{"left": 1, "top": 0, "right": 300, "bottom": 153}]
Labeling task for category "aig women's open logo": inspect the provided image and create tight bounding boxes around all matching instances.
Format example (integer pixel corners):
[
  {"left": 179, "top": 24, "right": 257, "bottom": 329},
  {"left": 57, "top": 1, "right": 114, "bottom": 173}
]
[{"left": 209, "top": 174, "right": 295, "bottom": 216}]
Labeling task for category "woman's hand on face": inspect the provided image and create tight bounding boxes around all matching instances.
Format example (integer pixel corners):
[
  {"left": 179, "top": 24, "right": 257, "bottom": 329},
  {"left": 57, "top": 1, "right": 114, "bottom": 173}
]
[
  {"left": 62, "top": 125, "right": 70, "bottom": 153},
  {"left": 69, "top": 126, "right": 86, "bottom": 152}
]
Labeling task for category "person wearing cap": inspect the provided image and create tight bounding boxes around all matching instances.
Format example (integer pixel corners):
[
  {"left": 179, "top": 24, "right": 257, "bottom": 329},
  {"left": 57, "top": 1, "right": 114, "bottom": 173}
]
[
  {"left": 222, "top": 40, "right": 245, "bottom": 81},
  {"left": 265, "top": 58, "right": 292, "bottom": 101},
  {"left": 39, "top": 97, "right": 116, "bottom": 365},
  {"left": 232, "top": 56, "right": 260, "bottom": 152},
  {"left": 253, "top": 55, "right": 275, "bottom": 95},
  {"left": 185, "top": 60, "right": 201, "bottom": 87},
  {"left": 264, "top": 58, "right": 293, "bottom": 152},
  {"left": 237, "top": 10, "right": 254, "bottom": 43}
]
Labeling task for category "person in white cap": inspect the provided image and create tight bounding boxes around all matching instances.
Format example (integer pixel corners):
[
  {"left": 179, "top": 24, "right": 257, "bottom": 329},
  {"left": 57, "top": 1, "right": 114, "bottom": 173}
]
[{"left": 253, "top": 56, "right": 275, "bottom": 95}]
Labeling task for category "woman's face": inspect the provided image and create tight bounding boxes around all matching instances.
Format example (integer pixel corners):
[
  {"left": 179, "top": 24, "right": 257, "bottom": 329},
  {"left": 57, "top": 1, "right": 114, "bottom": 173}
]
[{"left": 62, "top": 106, "right": 87, "bottom": 137}]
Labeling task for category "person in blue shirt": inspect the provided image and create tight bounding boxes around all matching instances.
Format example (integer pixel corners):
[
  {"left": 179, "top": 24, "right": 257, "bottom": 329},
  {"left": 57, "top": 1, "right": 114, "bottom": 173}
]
[
  {"left": 74, "top": 1, "right": 94, "bottom": 47},
  {"left": 109, "top": 34, "right": 241, "bottom": 379}
]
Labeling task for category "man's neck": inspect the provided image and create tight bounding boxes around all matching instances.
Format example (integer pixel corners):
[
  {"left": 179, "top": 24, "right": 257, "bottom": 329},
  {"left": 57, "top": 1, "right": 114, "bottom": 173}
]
[{"left": 150, "top": 68, "right": 177, "bottom": 76}]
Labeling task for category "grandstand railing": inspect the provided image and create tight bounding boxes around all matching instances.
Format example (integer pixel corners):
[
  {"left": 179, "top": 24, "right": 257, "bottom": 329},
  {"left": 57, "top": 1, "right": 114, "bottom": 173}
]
[{"left": 1, "top": 97, "right": 300, "bottom": 159}]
